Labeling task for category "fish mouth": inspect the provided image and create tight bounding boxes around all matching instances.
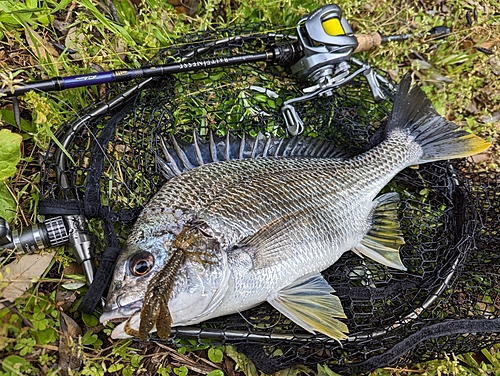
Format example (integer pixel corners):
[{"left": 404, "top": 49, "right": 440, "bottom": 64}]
[
  {"left": 100, "top": 300, "right": 145, "bottom": 340},
  {"left": 99, "top": 299, "right": 143, "bottom": 325}
]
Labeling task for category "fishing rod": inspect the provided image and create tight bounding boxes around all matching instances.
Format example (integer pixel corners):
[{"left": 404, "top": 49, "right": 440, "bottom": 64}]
[
  {"left": 0, "top": 5, "right": 448, "bottom": 99},
  {"left": 0, "top": 3, "right": 449, "bottom": 300},
  {"left": 0, "top": 5, "right": 449, "bottom": 136}
]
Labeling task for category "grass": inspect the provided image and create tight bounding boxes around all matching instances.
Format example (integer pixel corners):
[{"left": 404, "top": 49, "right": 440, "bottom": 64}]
[{"left": 0, "top": 0, "right": 499, "bottom": 375}]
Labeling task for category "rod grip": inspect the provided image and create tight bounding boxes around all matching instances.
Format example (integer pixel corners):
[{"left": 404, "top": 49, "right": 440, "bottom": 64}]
[{"left": 354, "top": 32, "right": 382, "bottom": 53}]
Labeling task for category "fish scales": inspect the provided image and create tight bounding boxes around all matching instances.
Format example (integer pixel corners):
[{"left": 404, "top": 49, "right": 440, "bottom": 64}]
[
  {"left": 138, "top": 133, "right": 419, "bottom": 245},
  {"left": 101, "top": 75, "right": 491, "bottom": 341}
]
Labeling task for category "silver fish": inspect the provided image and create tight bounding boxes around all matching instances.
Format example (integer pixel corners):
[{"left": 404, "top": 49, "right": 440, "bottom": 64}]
[{"left": 99, "top": 75, "right": 490, "bottom": 341}]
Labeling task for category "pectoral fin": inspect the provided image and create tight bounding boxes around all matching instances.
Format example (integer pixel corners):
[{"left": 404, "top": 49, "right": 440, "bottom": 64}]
[
  {"left": 353, "top": 192, "right": 406, "bottom": 270},
  {"left": 267, "top": 274, "right": 348, "bottom": 341},
  {"left": 234, "top": 211, "right": 306, "bottom": 269}
]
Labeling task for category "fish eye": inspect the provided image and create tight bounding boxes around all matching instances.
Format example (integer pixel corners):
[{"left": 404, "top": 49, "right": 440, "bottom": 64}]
[{"left": 129, "top": 251, "right": 155, "bottom": 276}]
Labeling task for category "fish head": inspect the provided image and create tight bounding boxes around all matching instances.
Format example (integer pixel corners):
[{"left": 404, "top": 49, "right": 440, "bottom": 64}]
[
  {"left": 99, "top": 233, "right": 174, "bottom": 328},
  {"left": 100, "top": 225, "right": 230, "bottom": 339}
]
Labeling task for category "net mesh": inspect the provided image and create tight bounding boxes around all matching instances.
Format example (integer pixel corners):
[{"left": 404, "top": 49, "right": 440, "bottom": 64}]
[{"left": 40, "top": 24, "right": 499, "bottom": 374}]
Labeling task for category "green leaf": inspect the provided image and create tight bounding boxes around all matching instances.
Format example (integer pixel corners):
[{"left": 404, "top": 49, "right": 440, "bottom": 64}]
[
  {"left": 208, "top": 347, "right": 224, "bottom": 363},
  {"left": 82, "top": 312, "right": 99, "bottom": 327},
  {"left": 224, "top": 346, "right": 259, "bottom": 376},
  {"left": 26, "top": 0, "right": 38, "bottom": 8},
  {"left": 0, "top": 109, "right": 35, "bottom": 133},
  {"left": 317, "top": 364, "right": 342, "bottom": 376},
  {"left": 0, "top": 13, "right": 22, "bottom": 26},
  {"left": 50, "top": 0, "right": 73, "bottom": 13},
  {"left": 277, "top": 365, "right": 313, "bottom": 376},
  {"left": 130, "top": 355, "right": 142, "bottom": 368},
  {"left": 77, "top": 0, "right": 135, "bottom": 45},
  {"left": 34, "top": 327, "right": 57, "bottom": 345},
  {"left": 41, "top": 121, "right": 75, "bottom": 165},
  {"left": 112, "top": 0, "right": 137, "bottom": 25},
  {"left": 2, "top": 355, "right": 30, "bottom": 373},
  {"left": 36, "top": 13, "right": 53, "bottom": 26},
  {"left": 157, "top": 365, "right": 171, "bottom": 376},
  {"left": 207, "top": 370, "right": 224, "bottom": 376},
  {"left": 108, "top": 363, "right": 124, "bottom": 372},
  {"left": 81, "top": 330, "right": 98, "bottom": 345},
  {"left": 173, "top": 366, "right": 188, "bottom": 376},
  {"left": 0, "top": 182, "right": 16, "bottom": 222},
  {"left": 481, "top": 348, "right": 500, "bottom": 368},
  {"left": 0, "top": 128, "right": 22, "bottom": 180},
  {"left": 122, "top": 366, "right": 134, "bottom": 376}
]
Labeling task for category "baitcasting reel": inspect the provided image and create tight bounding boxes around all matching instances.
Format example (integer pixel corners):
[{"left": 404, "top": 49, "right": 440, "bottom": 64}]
[{"left": 282, "top": 4, "right": 391, "bottom": 135}]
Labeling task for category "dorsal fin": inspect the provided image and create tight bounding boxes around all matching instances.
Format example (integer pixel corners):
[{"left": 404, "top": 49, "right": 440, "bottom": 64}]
[
  {"left": 156, "top": 130, "right": 351, "bottom": 179},
  {"left": 170, "top": 135, "right": 195, "bottom": 170},
  {"left": 192, "top": 128, "right": 205, "bottom": 166}
]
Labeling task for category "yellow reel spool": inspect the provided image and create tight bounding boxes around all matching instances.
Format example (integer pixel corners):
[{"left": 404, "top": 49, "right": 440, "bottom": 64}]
[{"left": 322, "top": 17, "right": 345, "bottom": 36}]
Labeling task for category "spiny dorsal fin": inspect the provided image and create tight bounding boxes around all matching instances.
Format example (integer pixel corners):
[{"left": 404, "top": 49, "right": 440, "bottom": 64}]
[
  {"left": 156, "top": 130, "right": 350, "bottom": 179},
  {"left": 353, "top": 192, "right": 406, "bottom": 270},
  {"left": 170, "top": 135, "right": 195, "bottom": 170},
  {"left": 192, "top": 128, "right": 205, "bottom": 166}
]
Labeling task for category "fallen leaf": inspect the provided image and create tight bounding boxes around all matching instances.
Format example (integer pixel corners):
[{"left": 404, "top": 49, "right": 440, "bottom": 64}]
[
  {"left": 24, "top": 25, "right": 59, "bottom": 60},
  {"left": 482, "top": 111, "right": 500, "bottom": 124},
  {"left": 471, "top": 153, "right": 491, "bottom": 164},
  {"left": 478, "top": 39, "right": 499, "bottom": 51},
  {"left": 59, "top": 312, "right": 83, "bottom": 376},
  {"left": 114, "top": 37, "right": 127, "bottom": 61},
  {"left": 64, "top": 26, "right": 86, "bottom": 60},
  {"left": 489, "top": 55, "right": 500, "bottom": 76},
  {"left": 24, "top": 25, "right": 60, "bottom": 72},
  {"left": 167, "top": 0, "right": 199, "bottom": 15},
  {"left": 0, "top": 252, "right": 55, "bottom": 307}
]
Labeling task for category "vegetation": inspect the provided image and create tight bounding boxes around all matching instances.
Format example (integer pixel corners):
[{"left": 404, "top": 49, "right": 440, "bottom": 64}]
[{"left": 0, "top": 0, "right": 499, "bottom": 375}]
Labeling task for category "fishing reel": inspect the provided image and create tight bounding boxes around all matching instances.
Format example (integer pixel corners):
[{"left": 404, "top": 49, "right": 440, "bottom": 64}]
[
  {"left": 0, "top": 214, "right": 95, "bottom": 283},
  {"left": 282, "top": 4, "right": 390, "bottom": 135},
  {"left": 0, "top": 216, "right": 68, "bottom": 252},
  {"left": 290, "top": 4, "right": 358, "bottom": 81}
]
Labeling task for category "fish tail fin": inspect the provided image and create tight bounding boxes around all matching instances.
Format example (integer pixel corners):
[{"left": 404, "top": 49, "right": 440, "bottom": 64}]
[{"left": 386, "top": 74, "right": 490, "bottom": 163}]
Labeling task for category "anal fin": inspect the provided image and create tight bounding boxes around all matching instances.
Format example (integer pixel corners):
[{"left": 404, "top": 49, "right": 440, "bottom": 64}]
[
  {"left": 353, "top": 192, "right": 406, "bottom": 270},
  {"left": 267, "top": 274, "right": 348, "bottom": 341}
]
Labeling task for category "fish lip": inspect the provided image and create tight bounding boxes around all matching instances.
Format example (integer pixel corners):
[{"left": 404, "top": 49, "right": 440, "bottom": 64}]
[{"left": 99, "top": 299, "right": 143, "bottom": 325}]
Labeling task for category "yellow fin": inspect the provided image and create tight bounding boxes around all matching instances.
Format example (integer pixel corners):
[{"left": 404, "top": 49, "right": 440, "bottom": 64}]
[
  {"left": 353, "top": 192, "right": 406, "bottom": 270},
  {"left": 387, "top": 74, "right": 491, "bottom": 163},
  {"left": 268, "top": 274, "right": 348, "bottom": 341}
]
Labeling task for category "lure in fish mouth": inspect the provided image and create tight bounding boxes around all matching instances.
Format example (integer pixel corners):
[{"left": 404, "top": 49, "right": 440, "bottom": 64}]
[{"left": 99, "top": 74, "right": 490, "bottom": 342}]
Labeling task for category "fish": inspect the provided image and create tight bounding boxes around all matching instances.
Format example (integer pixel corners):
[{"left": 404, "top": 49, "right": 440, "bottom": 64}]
[{"left": 99, "top": 74, "right": 490, "bottom": 342}]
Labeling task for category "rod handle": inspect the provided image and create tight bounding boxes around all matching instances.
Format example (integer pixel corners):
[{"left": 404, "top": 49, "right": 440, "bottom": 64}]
[{"left": 354, "top": 33, "right": 383, "bottom": 53}]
